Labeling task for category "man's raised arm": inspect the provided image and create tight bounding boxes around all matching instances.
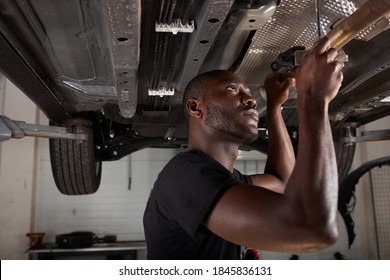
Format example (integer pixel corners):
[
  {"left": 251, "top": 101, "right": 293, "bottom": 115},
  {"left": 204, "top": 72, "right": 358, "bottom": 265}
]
[{"left": 250, "top": 73, "right": 296, "bottom": 193}]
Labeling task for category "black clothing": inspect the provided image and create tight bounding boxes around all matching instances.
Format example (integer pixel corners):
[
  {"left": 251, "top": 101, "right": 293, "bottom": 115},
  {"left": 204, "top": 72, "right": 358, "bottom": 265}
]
[{"left": 143, "top": 150, "right": 252, "bottom": 260}]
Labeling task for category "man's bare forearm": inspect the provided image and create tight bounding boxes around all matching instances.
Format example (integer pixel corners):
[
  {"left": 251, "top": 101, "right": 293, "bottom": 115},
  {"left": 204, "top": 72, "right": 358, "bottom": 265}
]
[
  {"left": 289, "top": 102, "right": 338, "bottom": 231},
  {"left": 264, "top": 106, "right": 295, "bottom": 184}
]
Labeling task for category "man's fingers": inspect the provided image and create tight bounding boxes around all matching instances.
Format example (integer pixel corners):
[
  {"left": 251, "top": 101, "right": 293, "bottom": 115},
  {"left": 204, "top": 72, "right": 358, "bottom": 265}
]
[
  {"left": 265, "top": 72, "right": 281, "bottom": 83},
  {"left": 333, "top": 61, "right": 345, "bottom": 72},
  {"left": 314, "top": 37, "right": 331, "bottom": 55},
  {"left": 281, "top": 77, "right": 295, "bottom": 92},
  {"left": 325, "top": 48, "right": 338, "bottom": 62}
]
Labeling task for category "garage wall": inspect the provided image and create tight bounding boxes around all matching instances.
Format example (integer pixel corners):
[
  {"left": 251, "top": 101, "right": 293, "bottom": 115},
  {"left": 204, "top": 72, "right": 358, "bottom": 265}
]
[
  {"left": 0, "top": 76, "right": 38, "bottom": 259},
  {"left": 350, "top": 117, "right": 390, "bottom": 259},
  {"left": 369, "top": 164, "right": 390, "bottom": 259}
]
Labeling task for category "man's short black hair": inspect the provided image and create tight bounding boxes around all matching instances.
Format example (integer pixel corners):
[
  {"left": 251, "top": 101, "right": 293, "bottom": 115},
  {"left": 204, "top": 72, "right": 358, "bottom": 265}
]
[{"left": 183, "top": 70, "right": 232, "bottom": 122}]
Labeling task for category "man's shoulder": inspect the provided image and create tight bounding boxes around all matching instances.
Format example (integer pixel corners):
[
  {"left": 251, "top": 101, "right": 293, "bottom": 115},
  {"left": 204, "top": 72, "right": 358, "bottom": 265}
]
[
  {"left": 158, "top": 149, "right": 231, "bottom": 183},
  {"left": 157, "top": 150, "right": 205, "bottom": 177},
  {"left": 165, "top": 150, "right": 214, "bottom": 168}
]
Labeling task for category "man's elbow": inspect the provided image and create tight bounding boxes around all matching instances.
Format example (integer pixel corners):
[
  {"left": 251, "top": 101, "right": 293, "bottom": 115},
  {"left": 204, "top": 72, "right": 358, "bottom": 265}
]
[
  {"left": 292, "top": 222, "right": 338, "bottom": 253},
  {"left": 321, "top": 227, "right": 338, "bottom": 247},
  {"left": 309, "top": 223, "right": 339, "bottom": 251}
]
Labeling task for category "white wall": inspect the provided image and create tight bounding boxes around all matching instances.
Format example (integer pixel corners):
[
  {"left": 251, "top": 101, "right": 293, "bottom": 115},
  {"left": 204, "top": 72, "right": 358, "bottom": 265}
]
[
  {"left": 0, "top": 77, "right": 38, "bottom": 259},
  {"left": 348, "top": 117, "right": 390, "bottom": 259}
]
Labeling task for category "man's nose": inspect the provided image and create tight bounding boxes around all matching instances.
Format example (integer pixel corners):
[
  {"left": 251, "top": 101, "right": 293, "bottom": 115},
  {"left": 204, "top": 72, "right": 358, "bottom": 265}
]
[{"left": 243, "top": 95, "right": 257, "bottom": 109}]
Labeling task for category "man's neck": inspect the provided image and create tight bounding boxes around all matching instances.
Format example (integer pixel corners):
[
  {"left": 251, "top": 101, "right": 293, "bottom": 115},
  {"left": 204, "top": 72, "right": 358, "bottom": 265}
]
[{"left": 188, "top": 140, "right": 240, "bottom": 172}]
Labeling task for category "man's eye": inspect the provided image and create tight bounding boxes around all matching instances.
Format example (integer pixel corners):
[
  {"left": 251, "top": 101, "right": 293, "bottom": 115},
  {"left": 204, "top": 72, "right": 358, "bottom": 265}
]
[{"left": 227, "top": 85, "right": 237, "bottom": 91}]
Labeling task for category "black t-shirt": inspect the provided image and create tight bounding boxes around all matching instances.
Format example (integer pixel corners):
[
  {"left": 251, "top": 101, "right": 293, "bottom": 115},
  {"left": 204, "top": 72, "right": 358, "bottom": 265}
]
[{"left": 143, "top": 150, "right": 252, "bottom": 260}]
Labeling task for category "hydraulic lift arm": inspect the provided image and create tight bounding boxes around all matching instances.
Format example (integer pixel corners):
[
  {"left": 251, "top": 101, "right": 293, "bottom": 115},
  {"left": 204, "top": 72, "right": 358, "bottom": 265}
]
[{"left": 0, "top": 115, "right": 87, "bottom": 142}]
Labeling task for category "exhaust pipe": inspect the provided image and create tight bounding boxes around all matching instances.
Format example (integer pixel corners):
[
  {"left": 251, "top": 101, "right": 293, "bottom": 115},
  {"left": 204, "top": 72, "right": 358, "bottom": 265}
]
[{"left": 326, "top": 0, "right": 390, "bottom": 50}]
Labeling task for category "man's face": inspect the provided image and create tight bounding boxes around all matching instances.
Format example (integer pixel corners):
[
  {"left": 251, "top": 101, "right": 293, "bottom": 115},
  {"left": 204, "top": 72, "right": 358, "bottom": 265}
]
[{"left": 202, "top": 72, "right": 259, "bottom": 143}]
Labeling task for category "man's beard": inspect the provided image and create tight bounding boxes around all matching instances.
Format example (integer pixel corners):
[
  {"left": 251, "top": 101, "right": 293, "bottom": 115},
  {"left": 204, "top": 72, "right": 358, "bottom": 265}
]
[{"left": 204, "top": 102, "right": 258, "bottom": 143}]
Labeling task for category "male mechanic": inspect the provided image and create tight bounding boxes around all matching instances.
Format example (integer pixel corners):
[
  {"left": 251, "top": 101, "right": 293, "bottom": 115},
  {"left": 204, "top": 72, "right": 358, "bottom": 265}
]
[{"left": 143, "top": 37, "right": 343, "bottom": 259}]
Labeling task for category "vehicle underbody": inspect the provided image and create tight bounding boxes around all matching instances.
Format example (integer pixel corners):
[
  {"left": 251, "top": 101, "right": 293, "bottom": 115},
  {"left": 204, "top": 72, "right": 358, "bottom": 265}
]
[{"left": 0, "top": 0, "right": 389, "bottom": 194}]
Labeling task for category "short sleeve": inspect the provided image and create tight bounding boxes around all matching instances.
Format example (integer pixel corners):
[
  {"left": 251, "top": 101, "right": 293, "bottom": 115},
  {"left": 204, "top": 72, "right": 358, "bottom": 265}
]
[{"left": 155, "top": 151, "right": 239, "bottom": 238}]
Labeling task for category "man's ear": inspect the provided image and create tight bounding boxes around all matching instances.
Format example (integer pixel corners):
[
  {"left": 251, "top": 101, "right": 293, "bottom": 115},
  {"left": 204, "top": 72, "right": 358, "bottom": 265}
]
[{"left": 186, "top": 98, "right": 203, "bottom": 119}]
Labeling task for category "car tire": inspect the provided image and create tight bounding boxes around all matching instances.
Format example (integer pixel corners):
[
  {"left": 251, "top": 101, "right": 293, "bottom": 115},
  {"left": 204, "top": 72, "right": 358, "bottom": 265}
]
[{"left": 49, "top": 121, "right": 102, "bottom": 195}]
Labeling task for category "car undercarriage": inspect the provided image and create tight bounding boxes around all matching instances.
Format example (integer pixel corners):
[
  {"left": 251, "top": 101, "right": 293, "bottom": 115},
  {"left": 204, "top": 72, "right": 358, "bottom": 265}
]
[{"left": 0, "top": 0, "right": 389, "bottom": 194}]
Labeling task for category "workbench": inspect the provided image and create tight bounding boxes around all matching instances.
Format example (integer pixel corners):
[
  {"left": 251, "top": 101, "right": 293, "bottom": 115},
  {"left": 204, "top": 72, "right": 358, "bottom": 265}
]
[{"left": 28, "top": 241, "right": 147, "bottom": 260}]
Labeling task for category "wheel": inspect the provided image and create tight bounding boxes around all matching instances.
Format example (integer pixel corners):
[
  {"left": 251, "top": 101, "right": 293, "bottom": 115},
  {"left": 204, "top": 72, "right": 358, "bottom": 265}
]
[
  {"left": 49, "top": 120, "right": 102, "bottom": 195},
  {"left": 333, "top": 126, "right": 356, "bottom": 182}
]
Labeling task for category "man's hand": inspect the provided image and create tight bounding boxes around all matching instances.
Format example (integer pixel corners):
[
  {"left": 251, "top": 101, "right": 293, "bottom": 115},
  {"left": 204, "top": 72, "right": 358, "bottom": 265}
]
[
  {"left": 295, "top": 37, "right": 343, "bottom": 105},
  {"left": 264, "top": 72, "right": 295, "bottom": 109}
]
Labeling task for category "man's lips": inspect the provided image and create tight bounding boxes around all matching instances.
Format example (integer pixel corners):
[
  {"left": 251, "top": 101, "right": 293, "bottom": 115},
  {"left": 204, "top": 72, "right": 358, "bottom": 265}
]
[{"left": 243, "top": 108, "right": 259, "bottom": 122}]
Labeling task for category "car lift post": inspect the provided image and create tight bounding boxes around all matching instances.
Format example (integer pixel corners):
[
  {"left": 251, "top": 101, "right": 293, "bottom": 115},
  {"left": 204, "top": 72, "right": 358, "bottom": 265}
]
[{"left": 0, "top": 115, "right": 87, "bottom": 142}]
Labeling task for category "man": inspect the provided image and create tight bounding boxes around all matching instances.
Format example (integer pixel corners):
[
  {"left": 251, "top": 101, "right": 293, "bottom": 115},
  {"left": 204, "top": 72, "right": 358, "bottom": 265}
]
[{"left": 143, "top": 37, "right": 343, "bottom": 259}]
